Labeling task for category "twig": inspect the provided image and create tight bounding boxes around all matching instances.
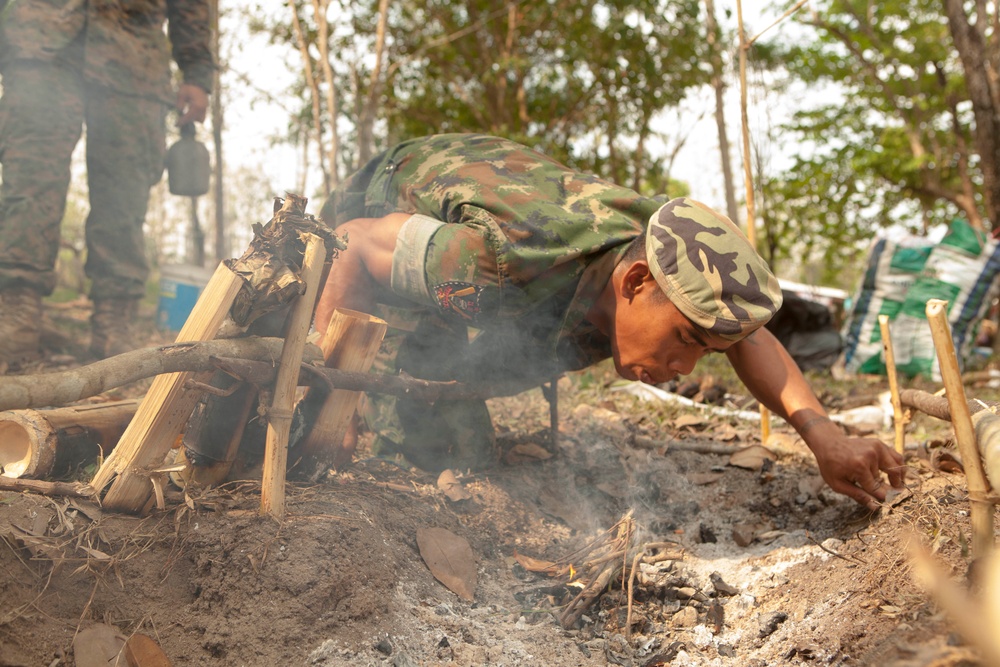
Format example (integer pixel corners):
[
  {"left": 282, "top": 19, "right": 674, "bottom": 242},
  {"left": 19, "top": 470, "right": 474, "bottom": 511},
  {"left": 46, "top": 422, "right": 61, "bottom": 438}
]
[{"left": 0, "top": 478, "right": 94, "bottom": 498}]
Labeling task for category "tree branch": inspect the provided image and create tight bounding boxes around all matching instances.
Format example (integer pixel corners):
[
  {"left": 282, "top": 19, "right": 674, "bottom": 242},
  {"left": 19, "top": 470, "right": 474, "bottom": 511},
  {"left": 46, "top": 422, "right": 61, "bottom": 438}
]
[{"left": 0, "top": 337, "right": 322, "bottom": 411}]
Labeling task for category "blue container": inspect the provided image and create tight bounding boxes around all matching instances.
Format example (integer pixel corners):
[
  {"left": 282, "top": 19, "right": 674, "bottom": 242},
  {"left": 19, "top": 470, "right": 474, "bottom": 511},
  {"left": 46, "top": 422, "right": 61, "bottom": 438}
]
[{"left": 157, "top": 264, "right": 216, "bottom": 331}]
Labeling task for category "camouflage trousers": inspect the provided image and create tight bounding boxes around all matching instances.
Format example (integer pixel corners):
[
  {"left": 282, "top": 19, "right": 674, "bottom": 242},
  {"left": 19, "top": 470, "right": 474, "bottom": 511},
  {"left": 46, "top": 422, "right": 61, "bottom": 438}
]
[
  {"left": 0, "top": 59, "right": 167, "bottom": 299},
  {"left": 355, "top": 305, "right": 496, "bottom": 472}
]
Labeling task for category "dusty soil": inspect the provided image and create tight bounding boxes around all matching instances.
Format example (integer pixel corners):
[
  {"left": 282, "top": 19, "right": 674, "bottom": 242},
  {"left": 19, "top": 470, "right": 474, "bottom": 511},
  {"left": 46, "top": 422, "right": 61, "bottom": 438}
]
[{"left": 0, "top": 303, "right": 996, "bottom": 667}]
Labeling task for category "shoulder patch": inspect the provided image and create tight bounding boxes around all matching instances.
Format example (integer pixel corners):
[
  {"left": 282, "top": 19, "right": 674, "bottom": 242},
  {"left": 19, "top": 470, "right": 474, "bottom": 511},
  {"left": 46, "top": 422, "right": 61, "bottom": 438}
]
[{"left": 433, "top": 282, "right": 483, "bottom": 320}]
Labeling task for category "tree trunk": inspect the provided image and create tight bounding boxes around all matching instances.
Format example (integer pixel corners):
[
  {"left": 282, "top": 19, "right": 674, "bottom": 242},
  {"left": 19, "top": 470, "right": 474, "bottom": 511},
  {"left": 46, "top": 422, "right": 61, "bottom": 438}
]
[
  {"left": 944, "top": 0, "right": 1000, "bottom": 229},
  {"left": 705, "top": 0, "right": 739, "bottom": 224}
]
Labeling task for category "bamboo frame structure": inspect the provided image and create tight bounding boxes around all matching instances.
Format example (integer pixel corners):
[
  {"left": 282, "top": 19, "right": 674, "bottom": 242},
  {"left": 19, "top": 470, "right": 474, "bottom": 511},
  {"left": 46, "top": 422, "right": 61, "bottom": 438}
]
[{"left": 260, "top": 234, "right": 327, "bottom": 519}]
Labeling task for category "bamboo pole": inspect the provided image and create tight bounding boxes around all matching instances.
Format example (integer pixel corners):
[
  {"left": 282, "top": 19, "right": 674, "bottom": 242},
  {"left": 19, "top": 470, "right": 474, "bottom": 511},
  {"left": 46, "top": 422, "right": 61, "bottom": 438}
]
[
  {"left": 260, "top": 234, "right": 326, "bottom": 519},
  {"left": 296, "top": 308, "right": 386, "bottom": 476},
  {"left": 926, "top": 298, "right": 994, "bottom": 557},
  {"left": 878, "top": 315, "right": 906, "bottom": 454},
  {"left": 735, "top": 0, "right": 773, "bottom": 445},
  {"left": 91, "top": 262, "right": 243, "bottom": 511},
  {"left": 0, "top": 401, "right": 139, "bottom": 479}
]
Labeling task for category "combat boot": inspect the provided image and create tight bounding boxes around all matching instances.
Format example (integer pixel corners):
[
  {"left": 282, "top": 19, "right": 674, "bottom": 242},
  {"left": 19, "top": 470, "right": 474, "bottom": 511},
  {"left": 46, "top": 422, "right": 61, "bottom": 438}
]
[
  {"left": 0, "top": 287, "right": 42, "bottom": 365},
  {"left": 90, "top": 298, "right": 140, "bottom": 359}
]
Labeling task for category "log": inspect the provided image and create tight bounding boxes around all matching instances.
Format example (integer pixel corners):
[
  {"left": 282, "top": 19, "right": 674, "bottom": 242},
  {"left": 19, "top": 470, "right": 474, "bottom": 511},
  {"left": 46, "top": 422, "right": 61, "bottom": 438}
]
[
  {"left": 0, "top": 400, "right": 139, "bottom": 479},
  {"left": 295, "top": 308, "right": 386, "bottom": 477},
  {"left": 91, "top": 262, "right": 244, "bottom": 512},
  {"left": 899, "top": 388, "right": 1000, "bottom": 422},
  {"left": 260, "top": 234, "right": 326, "bottom": 519},
  {"left": 0, "top": 337, "right": 321, "bottom": 411}
]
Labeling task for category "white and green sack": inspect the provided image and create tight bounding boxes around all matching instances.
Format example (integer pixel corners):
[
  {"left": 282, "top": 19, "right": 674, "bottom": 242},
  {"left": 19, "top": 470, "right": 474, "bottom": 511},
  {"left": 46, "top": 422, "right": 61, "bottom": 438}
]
[{"left": 840, "top": 219, "right": 1000, "bottom": 380}]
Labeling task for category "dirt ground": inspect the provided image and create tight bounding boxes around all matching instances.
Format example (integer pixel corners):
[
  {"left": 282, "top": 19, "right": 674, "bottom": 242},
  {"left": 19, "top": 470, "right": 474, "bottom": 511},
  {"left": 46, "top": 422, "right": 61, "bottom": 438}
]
[{"left": 0, "top": 303, "right": 997, "bottom": 667}]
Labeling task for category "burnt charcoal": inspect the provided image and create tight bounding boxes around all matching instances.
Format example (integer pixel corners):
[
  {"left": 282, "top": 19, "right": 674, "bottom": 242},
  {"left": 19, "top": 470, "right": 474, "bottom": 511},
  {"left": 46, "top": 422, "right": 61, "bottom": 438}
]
[{"left": 758, "top": 611, "right": 788, "bottom": 638}]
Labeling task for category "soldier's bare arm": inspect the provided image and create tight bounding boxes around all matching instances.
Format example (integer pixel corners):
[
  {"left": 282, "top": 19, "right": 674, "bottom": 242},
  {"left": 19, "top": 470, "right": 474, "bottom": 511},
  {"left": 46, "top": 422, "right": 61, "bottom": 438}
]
[
  {"left": 315, "top": 213, "right": 411, "bottom": 332},
  {"left": 726, "top": 327, "right": 905, "bottom": 511}
]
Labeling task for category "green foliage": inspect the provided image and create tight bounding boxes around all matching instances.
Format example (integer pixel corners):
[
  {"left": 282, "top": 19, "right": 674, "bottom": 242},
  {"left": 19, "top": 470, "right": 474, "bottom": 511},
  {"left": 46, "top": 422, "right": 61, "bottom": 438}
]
[
  {"left": 380, "top": 0, "right": 709, "bottom": 192},
  {"left": 764, "top": 0, "right": 980, "bottom": 270},
  {"left": 250, "top": 0, "right": 712, "bottom": 195}
]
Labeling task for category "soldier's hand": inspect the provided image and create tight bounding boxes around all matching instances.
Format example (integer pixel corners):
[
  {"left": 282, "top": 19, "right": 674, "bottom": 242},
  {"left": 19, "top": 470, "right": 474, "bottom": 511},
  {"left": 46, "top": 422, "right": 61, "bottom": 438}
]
[
  {"left": 811, "top": 433, "right": 905, "bottom": 511},
  {"left": 176, "top": 83, "right": 209, "bottom": 125}
]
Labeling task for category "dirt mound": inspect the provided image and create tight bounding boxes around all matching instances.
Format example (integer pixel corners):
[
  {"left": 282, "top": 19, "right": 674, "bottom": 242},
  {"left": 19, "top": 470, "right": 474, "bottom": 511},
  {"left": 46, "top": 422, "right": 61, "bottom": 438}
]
[{"left": 0, "top": 379, "right": 991, "bottom": 667}]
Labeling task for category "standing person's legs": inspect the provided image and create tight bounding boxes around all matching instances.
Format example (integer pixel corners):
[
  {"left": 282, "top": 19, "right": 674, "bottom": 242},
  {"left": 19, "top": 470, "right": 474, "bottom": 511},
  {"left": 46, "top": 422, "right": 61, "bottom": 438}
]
[
  {"left": 83, "top": 85, "right": 167, "bottom": 358},
  {"left": 0, "top": 61, "right": 85, "bottom": 363}
]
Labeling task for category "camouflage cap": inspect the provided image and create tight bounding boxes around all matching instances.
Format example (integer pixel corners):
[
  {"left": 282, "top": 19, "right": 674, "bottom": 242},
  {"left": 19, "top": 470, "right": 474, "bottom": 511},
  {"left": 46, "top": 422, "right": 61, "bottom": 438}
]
[{"left": 646, "top": 198, "right": 782, "bottom": 341}]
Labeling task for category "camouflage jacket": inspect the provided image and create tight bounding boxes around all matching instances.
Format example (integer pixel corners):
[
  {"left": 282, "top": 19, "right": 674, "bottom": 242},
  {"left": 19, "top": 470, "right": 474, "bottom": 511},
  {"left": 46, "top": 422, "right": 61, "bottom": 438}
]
[
  {"left": 322, "top": 133, "right": 665, "bottom": 380},
  {"left": 0, "top": 0, "right": 213, "bottom": 105}
]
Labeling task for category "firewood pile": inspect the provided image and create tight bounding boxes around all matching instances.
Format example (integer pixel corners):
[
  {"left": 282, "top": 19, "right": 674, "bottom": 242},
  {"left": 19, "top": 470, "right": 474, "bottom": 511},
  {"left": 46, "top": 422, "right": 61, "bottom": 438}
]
[{"left": 0, "top": 195, "right": 366, "bottom": 517}]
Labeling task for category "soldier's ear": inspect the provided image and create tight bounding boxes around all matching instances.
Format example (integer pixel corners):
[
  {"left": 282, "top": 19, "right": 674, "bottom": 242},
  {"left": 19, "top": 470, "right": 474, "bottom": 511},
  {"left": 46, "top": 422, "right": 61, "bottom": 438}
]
[{"left": 620, "top": 260, "right": 652, "bottom": 302}]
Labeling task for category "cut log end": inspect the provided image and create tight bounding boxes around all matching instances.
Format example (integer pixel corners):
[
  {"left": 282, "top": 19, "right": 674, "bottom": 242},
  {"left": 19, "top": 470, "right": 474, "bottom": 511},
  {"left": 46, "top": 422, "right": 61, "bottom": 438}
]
[{"left": 0, "top": 411, "right": 55, "bottom": 479}]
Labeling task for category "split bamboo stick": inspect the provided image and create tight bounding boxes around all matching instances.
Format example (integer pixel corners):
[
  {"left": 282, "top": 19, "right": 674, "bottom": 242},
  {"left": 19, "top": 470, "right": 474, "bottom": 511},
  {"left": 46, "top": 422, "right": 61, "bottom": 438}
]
[
  {"left": 91, "top": 262, "right": 243, "bottom": 512},
  {"left": 878, "top": 315, "right": 906, "bottom": 454},
  {"left": 926, "top": 299, "right": 994, "bottom": 557},
  {"left": 296, "top": 308, "right": 386, "bottom": 476},
  {"left": 260, "top": 234, "right": 326, "bottom": 519}
]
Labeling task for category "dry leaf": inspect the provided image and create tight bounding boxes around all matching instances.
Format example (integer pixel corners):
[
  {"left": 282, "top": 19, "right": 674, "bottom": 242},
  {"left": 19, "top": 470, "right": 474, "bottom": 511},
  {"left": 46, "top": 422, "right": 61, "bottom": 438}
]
[
  {"left": 73, "top": 624, "right": 127, "bottom": 667},
  {"left": 504, "top": 443, "right": 553, "bottom": 464},
  {"left": 512, "top": 551, "right": 566, "bottom": 575},
  {"left": 729, "top": 445, "right": 776, "bottom": 471},
  {"left": 687, "top": 471, "right": 724, "bottom": 486},
  {"left": 416, "top": 527, "right": 477, "bottom": 601},
  {"left": 673, "top": 414, "right": 706, "bottom": 430},
  {"left": 437, "top": 470, "right": 472, "bottom": 502},
  {"left": 713, "top": 423, "right": 739, "bottom": 441},
  {"left": 125, "top": 632, "right": 173, "bottom": 667}
]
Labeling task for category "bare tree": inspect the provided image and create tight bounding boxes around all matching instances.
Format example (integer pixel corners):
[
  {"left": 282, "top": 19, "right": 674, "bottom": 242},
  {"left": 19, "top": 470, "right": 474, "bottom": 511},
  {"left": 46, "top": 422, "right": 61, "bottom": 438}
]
[{"left": 704, "top": 0, "right": 739, "bottom": 224}]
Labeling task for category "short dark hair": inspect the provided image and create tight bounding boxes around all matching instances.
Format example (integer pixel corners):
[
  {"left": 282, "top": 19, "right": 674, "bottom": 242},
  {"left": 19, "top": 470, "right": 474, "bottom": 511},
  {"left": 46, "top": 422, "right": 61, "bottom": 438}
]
[{"left": 618, "top": 232, "right": 668, "bottom": 303}]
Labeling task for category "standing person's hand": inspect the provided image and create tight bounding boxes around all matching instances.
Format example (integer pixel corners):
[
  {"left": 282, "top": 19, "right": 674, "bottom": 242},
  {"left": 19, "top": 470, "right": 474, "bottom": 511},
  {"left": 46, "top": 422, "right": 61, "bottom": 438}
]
[{"left": 176, "top": 83, "right": 209, "bottom": 125}]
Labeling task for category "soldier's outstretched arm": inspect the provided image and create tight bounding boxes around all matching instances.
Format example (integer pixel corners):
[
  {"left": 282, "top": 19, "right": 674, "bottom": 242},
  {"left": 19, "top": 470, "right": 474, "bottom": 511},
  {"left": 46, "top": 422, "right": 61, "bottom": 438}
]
[
  {"left": 315, "top": 213, "right": 411, "bottom": 332},
  {"left": 726, "top": 327, "right": 905, "bottom": 511}
]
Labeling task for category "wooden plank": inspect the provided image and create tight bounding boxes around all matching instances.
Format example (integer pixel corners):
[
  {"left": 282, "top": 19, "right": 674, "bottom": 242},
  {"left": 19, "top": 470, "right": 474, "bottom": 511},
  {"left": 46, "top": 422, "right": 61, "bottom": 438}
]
[
  {"left": 90, "top": 262, "right": 243, "bottom": 512},
  {"left": 260, "top": 234, "right": 327, "bottom": 519},
  {"left": 296, "top": 308, "right": 386, "bottom": 476}
]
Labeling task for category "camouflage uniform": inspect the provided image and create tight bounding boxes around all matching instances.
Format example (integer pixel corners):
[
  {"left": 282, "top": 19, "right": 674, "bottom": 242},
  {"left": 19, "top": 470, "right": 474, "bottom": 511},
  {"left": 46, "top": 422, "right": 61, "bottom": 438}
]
[
  {"left": 321, "top": 134, "right": 665, "bottom": 470},
  {"left": 0, "top": 0, "right": 214, "bottom": 301},
  {"left": 322, "top": 134, "right": 781, "bottom": 471}
]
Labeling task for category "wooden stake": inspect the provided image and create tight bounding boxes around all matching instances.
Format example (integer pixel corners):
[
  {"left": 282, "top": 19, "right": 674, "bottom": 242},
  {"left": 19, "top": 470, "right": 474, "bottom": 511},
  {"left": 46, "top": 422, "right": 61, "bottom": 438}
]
[
  {"left": 297, "top": 308, "right": 386, "bottom": 476},
  {"left": 926, "top": 298, "right": 994, "bottom": 557},
  {"left": 878, "top": 315, "right": 907, "bottom": 455},
  {"left": 260, "top": 234, "right": 326, "bottom": 519},
  {"left": 91, "top": 262, "right": 243, "bottom": 512}
]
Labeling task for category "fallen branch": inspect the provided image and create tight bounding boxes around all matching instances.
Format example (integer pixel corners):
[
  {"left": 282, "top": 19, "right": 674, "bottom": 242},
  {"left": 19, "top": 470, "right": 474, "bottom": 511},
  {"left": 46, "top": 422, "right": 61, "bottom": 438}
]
[
  {"left": 217, "top": 357, "right": 540, "bottom": 401},
  {"left": 900, "top": 388, "right": 1000, "bottom": 422},
  {"left": 0, "top": 477, "right": 94, "bottom": 497},
  {"left": 0, "top": 337, "right": 322, "bottom": 411}
]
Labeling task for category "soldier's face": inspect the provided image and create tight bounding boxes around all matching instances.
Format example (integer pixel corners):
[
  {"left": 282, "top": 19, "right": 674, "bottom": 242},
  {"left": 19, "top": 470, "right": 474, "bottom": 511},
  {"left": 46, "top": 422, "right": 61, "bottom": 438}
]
[{"left": 611, "top": 284, "right": 735, "bottom": 385}]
